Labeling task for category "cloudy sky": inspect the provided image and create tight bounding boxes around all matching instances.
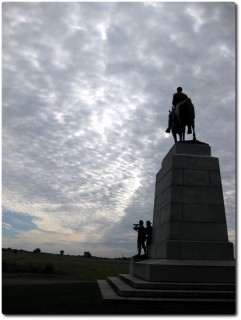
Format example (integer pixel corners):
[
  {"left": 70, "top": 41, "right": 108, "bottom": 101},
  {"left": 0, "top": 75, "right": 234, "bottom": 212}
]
[{"left": 2, "top": 2, "right": 236, "bottom": 258}]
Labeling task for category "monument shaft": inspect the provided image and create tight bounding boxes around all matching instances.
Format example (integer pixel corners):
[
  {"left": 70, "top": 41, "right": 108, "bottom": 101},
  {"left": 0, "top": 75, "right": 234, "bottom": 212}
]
[{"left": 149, "top": 142, "right": 234, "bottom": 260}]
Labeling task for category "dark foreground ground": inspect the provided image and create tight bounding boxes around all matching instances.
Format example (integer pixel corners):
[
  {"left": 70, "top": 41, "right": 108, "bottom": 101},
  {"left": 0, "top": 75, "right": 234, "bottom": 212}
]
[
  {"left": 3, "top": 281, "right": 103, "bottom": 315},
  {"left": 2, "top": 280, "right": 236, "bottom": 315},
  {"left": 2, "top": 252, "right": 236, "bottom": 315}
]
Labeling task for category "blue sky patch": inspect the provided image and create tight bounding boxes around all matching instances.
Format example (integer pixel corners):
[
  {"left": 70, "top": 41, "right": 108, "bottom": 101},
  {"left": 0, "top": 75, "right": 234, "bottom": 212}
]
[{"left": 2, "top": 209, "right": 37, "bottom": 238}]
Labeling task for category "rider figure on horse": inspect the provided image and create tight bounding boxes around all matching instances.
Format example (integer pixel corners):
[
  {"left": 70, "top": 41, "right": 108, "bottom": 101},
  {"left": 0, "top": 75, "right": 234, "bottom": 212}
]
[
  {"left": 172, "top": 87, "right": 188, "bottom": 109},
  {"left": 166, "top": 87, "right": 191, "bottom": 134}
]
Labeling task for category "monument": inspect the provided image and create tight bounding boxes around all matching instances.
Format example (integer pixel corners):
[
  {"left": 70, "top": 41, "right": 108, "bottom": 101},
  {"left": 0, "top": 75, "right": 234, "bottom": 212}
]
[
  {"left": 97, "top": 141, "right": 235, "bottom": 314},
  {"left": 97, "top": 93, "right": 235, "bottom": 313}
]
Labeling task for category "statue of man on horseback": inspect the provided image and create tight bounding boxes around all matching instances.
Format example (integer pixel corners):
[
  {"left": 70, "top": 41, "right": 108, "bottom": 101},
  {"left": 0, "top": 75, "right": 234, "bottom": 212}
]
[{"left": 165, "top": 87, "right": 196, "bottom": 143}]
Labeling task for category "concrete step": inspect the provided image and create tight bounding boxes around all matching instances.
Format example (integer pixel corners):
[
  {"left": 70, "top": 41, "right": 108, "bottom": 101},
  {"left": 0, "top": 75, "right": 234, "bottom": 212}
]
[
  {"left": 97, "top": 280, "right": 126, "bottom": 301},
  {"left": 97, "top": 279, "right": 235, "bottom": 304},
  {"left": 107, "top": 277, "right": 235, "bottom": 299},
  {"left": 119, "top": 274, "right": 236, "bottom": 291}
]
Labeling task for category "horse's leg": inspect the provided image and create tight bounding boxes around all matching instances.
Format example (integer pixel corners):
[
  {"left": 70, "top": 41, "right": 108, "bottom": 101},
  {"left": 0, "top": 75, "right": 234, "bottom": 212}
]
[
  {"left": 166, "top": 115, "right": 172, "bottom": 133},
  {"left": 192, "top": 125, "right": 196, "bottom": 141},
  {"left": 173, "top": 133, "right": 177, "bottom": 143},
  {"left": 182, "top": 127, "right": 185, "bottom": 141}
]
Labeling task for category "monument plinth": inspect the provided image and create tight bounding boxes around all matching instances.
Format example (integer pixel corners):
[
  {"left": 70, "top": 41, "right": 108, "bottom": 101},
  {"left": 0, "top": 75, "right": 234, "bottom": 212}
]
[
  {"left": 149, "top": 142, "right": 233, "bottom": 260},
  {"left": 130, "top": 142, "right": 235, "bottom": 282}
]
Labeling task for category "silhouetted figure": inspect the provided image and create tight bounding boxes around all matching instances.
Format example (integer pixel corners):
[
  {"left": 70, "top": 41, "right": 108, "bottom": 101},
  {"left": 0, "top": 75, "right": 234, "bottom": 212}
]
[
  {"left": 165, "top": 87, "right": 196, "bottom": 142},
  {"left": 145, "top": 221, "right": 152, "bottom": 246},
  {"left": 133, "top": 220, "right": 147, "bottom": 257},
  {"left": 172, "top": 87, "right": 188, "bottom": 109},
  {"left": 166, "top": 87, "right": 188, "bottom": 133}
]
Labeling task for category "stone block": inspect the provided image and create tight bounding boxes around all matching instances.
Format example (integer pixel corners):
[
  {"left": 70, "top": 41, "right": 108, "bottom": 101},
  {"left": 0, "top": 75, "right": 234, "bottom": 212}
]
[
  {"left": 153, "top": 203, "right": 181, "bottom": 225},
  {"left": 169, "top": 142, "right": 211, "bottom": 156},
  {"left": 148, "top": 240, "right": 234, "bottom": 260},
  {"left": 153, "top": 203, "right": 226, "bottom": 225},
  {"left": 152, "top": 220, "right": 228, "bottom": 242},
  {"left": 183, "top": 169, "right": 209, "bottom": 186},
  {"left": 209, "top": 170, "right": 222, "bottom": 187},
  {"left": 169, "top": 221, "right": 228, "bottom": 241},
  {"left": 154, "top": 187, "right": 171, "bottom": 209},
  {"left": 171, "top": 185, "right": 224, "bottom": 205},
  {"left": 151, "top": 223, "right": 170, "bottom": 242},
  {"left": 155, "top": 170, "right": 172, "bottom": 195},
  {"left": 131, "top": 259, "right": 235, "bottom": 283},
  {"left": 181, "top": 204, "right": 227, "bottom": 223},
  {"left": 152, "top": 204, "right": 169, "bottom": 225},
  {"left": 171, "top": 155, "right": 220, "bottom": 171},
  {"left": 172, "top": 168, "right": 184, "bottom": 185}
]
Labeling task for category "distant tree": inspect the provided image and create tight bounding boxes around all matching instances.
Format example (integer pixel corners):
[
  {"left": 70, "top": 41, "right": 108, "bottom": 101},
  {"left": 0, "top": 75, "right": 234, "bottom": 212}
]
[
  {"left": 84, "top": 251, "right": 91, "bottom": 258},
  {"left": 33, "top": 248, "right": 41, "bottom": 254},
  {"left": 60, "top": 250, "right": 64, "bottom": 255}
]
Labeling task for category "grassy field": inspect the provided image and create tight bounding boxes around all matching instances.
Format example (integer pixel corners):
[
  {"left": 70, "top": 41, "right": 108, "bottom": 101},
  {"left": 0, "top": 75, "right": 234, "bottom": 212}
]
[
  {"left": 2, "top": 250, "right": 129, "bottom": 280},
  {"left": 2, "top": 251, "right": 131, "bottom": 314}
]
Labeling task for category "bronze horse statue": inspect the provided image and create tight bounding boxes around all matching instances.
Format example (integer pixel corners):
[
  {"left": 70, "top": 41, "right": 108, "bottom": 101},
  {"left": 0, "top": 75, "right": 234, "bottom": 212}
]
[{"left": 166, "top": 98, "right": 196, "bottom": 143}]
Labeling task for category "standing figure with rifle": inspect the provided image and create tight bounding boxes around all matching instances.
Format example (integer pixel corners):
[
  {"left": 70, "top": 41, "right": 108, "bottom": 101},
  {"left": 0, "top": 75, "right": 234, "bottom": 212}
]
[{"left": 133, "top": 220, "right": 147, "bottom": 257}]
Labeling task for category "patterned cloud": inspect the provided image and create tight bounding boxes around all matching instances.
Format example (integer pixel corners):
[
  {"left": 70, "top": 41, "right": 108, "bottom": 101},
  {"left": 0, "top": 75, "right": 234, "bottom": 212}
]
[{"left": 2, "top": 2, "right": 236, "bottom": 256}]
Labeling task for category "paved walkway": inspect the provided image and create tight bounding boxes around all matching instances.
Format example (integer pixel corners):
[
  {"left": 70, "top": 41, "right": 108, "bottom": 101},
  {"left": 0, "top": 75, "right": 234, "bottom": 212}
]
[{"left": 2, "top": 279, "right": 88, "bottom": 286}]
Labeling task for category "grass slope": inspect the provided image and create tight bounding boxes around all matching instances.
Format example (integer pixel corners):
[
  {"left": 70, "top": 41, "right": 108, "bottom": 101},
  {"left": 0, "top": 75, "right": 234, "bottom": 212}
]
[{"left": 2, "top": 251, "right": 129, "bottom": 280}]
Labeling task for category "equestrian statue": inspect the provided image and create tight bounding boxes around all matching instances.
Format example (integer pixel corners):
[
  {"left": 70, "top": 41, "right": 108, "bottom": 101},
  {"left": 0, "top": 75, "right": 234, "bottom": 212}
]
[{"left": 165, "top": 87, "right": 196, "bottom": 143}]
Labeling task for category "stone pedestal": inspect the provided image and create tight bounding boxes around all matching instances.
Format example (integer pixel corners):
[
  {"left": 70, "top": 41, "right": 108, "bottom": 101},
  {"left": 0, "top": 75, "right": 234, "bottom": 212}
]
[{"left": 130, "top": 141, "right": 235, "bottom": 283}]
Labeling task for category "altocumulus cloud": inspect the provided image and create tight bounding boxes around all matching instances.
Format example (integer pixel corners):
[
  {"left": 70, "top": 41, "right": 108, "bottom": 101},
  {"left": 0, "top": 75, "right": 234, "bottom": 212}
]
[{"left": 2, "top": 2, "right": 236, "bottom": 257}]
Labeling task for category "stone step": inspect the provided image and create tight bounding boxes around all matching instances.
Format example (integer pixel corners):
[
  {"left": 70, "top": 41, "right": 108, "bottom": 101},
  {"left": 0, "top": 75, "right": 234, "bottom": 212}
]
[
  {"left": 97, "top": 279, "right": 235, "bottom": 304},
  {"left": 119, "top": 274, "right": 236, "bottom": 291},
  {"left": 107, "top": 277, "right": 235, "bottom": 299}
]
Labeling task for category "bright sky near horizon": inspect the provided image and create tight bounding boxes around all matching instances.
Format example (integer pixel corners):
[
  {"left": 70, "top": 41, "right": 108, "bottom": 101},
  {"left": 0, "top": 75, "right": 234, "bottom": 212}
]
[{"left": 2, "top": 2, "right": 236, "bottom": 257}]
